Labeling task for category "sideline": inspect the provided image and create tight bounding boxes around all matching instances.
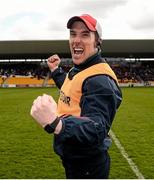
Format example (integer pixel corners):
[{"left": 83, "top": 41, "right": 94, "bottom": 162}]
[{"left": 109, "top": 130, "right": 145, "bottom": 179}]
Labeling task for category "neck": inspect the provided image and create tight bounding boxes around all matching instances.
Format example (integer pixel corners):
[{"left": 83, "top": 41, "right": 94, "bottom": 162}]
[{"left": 74, "top": 50, "right": 103, "bottom": 70}]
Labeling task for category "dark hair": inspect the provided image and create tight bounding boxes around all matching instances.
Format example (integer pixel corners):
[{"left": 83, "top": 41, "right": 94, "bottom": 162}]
[{"left": 95, "top": 32, "right": 102, "bottom": 51}]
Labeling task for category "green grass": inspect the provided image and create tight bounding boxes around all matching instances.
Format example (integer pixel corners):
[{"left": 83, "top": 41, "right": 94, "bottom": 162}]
[
  {"left": 111, "top": 87, "right": 154, "bottom": 179},
  {"left": 0, "top": 87, "right": 154, "bottom": 178},
  {"left": 0, "top": 88, "right": 64, "bottom": 179}
]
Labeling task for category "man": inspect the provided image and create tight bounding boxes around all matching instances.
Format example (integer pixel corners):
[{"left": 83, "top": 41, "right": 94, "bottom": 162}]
[{"left": 31, "top": 14, "right": 122, "bottom": 179}]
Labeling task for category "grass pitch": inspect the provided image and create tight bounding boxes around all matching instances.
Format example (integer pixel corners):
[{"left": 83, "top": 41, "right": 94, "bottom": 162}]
[{"left": 0, "top": 87, "right": 153, "bottom": 178}]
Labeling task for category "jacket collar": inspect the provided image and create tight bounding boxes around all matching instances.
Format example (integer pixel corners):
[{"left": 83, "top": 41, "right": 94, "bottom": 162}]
[
  {"left": 74, "top": 51, "right": 104, "bottom": 70},
  {"left": 68, "top": 51, "right": 105, "bottom": 80}
]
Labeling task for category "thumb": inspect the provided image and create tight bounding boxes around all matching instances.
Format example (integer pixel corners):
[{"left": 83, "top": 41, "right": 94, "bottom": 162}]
[{"left": 43, "top": 94, "right": 56, "bottom": 104}]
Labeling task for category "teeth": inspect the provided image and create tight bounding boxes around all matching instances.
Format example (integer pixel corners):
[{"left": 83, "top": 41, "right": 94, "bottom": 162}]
[
  {"left": 74, "top": 48, "right": 83, "bottom": 51},
  {"left": 74, "top": 48, "right": 84, "bottom": 54}
]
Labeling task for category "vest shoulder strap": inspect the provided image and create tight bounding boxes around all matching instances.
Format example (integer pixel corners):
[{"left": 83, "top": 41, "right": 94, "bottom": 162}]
[{"left": 74, "top": 63, "right": 118, "bottom": 84}]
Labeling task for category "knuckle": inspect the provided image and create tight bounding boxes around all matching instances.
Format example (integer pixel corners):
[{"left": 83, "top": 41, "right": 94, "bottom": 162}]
[{"left": 41, "top": 101, "right": 47, "bottom": 107}]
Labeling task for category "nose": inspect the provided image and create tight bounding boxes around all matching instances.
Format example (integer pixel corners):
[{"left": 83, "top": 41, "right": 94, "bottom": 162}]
[{"left": 73, "top": 35, "right": 81, "bottom": 44}]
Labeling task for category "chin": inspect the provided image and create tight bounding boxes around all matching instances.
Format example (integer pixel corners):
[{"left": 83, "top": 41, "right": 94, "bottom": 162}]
[
  {"left": 72, "top": 57, "right": 85, "bottom": 65},
  {"left": 73, "top": 59, "right": 81, "bottom": 65}
]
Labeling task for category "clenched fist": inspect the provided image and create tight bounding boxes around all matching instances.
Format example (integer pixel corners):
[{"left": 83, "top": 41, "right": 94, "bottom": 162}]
[
  {"left": 47, "top": 54, "right": 61, "bottom": 72},
  {"left": 30, "top": 94, "right": 57, "bottom": 128}
]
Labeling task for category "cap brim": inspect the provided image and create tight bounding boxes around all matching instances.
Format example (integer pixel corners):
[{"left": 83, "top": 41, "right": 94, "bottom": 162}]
[{"left": 67, "top": 16, "right": 96, "bottom": 31}]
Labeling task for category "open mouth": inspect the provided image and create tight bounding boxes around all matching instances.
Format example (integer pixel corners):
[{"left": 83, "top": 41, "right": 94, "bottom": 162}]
[{"left": 73, "top": 48, "right": 84, "bottom": 55}]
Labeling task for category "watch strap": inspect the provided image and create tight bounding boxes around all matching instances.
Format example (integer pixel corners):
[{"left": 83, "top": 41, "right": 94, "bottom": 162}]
[{"left": 44, "top": 117, "right": 60, "bottom": 134}]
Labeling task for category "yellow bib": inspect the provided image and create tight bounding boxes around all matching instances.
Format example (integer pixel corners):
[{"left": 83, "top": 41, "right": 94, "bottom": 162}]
[{"left": 57, "top": 63, "right": 118, "bottom": 117}]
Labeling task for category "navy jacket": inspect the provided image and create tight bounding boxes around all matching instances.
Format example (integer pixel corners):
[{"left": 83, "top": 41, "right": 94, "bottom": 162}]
[{"left": 51, "top": 52, "right": 122, "bottom": 160}]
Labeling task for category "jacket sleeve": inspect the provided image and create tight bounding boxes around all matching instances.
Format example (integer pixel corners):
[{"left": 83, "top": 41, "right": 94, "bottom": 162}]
[
  {"left": 51, "top": 67, "right": 67, "bottom": 89},
  {"left": 54, "top": 75, "right": 122, "bottom": 157}
]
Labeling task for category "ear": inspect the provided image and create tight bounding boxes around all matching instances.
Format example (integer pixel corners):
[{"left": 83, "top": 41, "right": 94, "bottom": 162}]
[
  {"left": 96, "top": 38, "right": 102, "bottom": 51},
  {"left": 97, "top": 38, "right": 102, "bottom": 46}
]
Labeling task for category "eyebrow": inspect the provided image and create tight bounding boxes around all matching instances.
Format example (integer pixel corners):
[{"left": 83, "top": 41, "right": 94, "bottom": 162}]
[
  {"left": 70, "top": 30, "right": 90, "bottom": 34},
  {"left": 81, "top": 30, "right": 90, "bottom": 34}
]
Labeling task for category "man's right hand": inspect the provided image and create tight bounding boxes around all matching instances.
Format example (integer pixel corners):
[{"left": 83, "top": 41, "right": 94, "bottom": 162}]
[{"left": 47, "top": 54, "right": 61, "bottom": 72}]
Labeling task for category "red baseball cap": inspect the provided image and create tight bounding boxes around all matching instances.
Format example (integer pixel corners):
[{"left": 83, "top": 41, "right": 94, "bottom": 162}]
[{"left": 67, "top": 14, "right": 102, "bottom": 38}]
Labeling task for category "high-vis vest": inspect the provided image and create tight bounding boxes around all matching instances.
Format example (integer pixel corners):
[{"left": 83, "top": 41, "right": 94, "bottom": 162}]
[{"left": 57, "top": 63, "right": 118, "bottom": 117}]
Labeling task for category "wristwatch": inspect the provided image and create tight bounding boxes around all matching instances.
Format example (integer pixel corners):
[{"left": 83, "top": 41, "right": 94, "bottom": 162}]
[{"left": 44, "top": 117, "right": 60, "bottom": 134}]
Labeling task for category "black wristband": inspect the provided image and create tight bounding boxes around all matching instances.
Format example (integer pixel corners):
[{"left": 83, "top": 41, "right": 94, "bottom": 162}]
[{"left": 44, "top": 117, "right": 60, "bottom": 134}]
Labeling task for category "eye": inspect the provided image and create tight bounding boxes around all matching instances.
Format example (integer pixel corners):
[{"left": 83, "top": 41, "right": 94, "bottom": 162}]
[
  {"left": 70, "top": 31, "right": 76, "bottom": 37},
  {"left": 82, "top": 33, "right": 89, "bottom": 37}
]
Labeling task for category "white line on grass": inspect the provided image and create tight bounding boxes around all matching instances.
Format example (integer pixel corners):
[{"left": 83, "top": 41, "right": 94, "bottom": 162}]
[{"left": 109, "top": 130, "right": 145, "bottom": 179}]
